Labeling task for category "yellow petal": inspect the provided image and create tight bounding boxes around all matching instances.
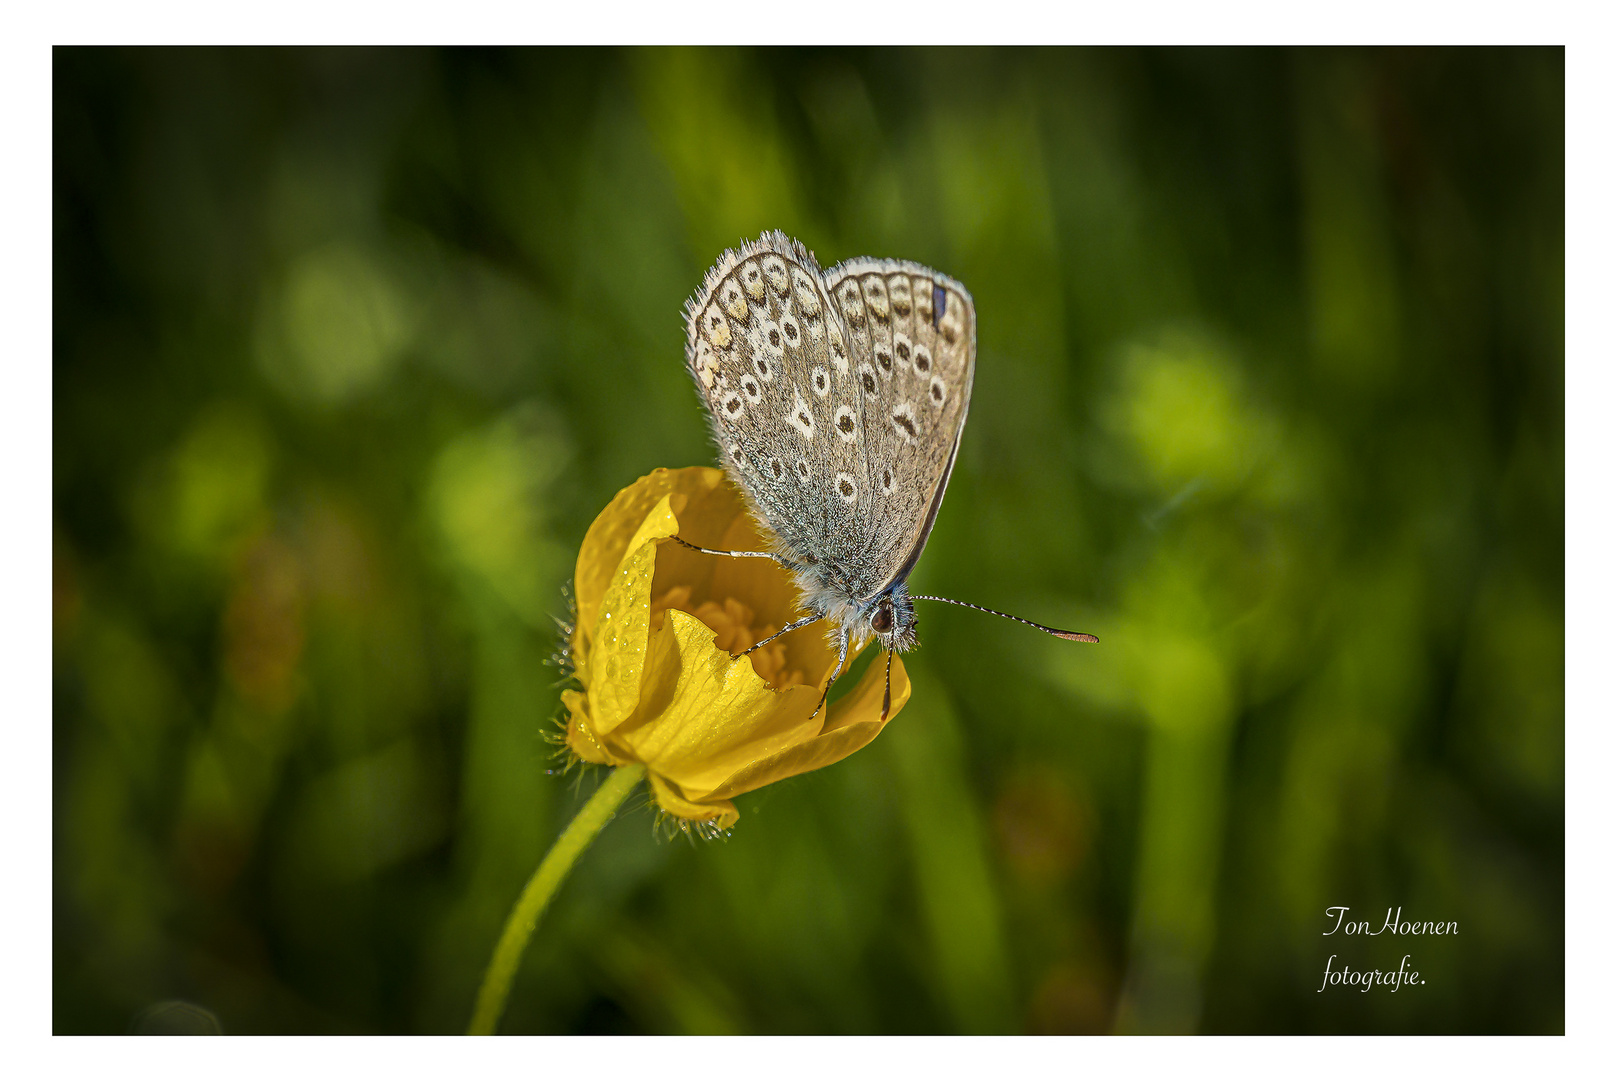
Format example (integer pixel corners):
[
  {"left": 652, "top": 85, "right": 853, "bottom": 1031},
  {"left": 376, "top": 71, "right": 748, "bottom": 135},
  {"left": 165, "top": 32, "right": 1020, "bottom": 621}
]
[
  {"left": 644, "top": 771, "right": 738, "bottom": 829},
  {"left": 571, "top": 467, "right": 725, "bottom": 669},
  {"left": 561, "top": 689, "right": 627, "bottom": 766},
  {"left": 611, "top": 609, "right": 829, "bottom": 792},
  {"left": 706, "top": 652, "right": 911, "bottom": 801},
  {"left": 625, "top": 639, "right": 912, "bottom": 825},
  {"left": 580, "top": 493, "right": 674, "bottom": 736}
]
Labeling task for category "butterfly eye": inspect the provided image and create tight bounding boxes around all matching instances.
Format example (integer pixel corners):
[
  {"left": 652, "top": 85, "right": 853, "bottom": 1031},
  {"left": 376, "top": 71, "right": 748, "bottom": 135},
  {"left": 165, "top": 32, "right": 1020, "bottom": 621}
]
[{"left": 870, "top": 605, "right": 894, "bottom": 633}]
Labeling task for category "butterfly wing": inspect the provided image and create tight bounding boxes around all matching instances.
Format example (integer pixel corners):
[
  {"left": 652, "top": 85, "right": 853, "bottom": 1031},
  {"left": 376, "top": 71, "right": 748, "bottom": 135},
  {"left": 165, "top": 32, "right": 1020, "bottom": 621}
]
[
  {"left": 820, "top": 257, "right": 976, "bottom": 602},
  {"left": 684, "top": 232, "right": 873, "bottom": 580}
]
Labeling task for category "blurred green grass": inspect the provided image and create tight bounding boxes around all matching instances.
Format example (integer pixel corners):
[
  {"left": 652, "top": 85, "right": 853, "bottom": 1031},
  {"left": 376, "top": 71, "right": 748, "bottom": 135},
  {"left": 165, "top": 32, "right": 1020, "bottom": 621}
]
[{"left": 53, "top": 46, "right": 1563, "bottom": 1033}]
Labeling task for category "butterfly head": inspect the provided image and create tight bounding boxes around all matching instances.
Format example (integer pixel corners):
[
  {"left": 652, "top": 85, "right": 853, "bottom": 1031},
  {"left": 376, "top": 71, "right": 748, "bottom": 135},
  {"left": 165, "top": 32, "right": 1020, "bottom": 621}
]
[{"left": 865, "top": 587, "right": 918, "bottom": 653}]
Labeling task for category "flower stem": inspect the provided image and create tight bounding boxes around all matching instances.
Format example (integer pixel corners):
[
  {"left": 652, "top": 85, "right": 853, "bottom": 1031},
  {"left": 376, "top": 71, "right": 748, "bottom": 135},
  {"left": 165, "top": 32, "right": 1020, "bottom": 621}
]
[{"left": 467, "top": 762, "right": 647, "bottom": 1035}]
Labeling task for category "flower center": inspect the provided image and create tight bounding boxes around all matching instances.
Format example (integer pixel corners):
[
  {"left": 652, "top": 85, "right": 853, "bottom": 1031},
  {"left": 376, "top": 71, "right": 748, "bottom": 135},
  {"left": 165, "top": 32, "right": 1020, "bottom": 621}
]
[{"left": 652, "top": 586, "right": 807, "bottom": 689}]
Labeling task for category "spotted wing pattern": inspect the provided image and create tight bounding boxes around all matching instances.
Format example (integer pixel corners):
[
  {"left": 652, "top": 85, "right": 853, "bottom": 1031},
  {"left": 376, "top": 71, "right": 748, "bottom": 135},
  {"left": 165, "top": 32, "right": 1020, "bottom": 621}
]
[
  {"left": 820, "top": 257, "right": 976, "bottom": 601},
  {"left": 684, "top": 232, "right": 873, "bottom": 582}
]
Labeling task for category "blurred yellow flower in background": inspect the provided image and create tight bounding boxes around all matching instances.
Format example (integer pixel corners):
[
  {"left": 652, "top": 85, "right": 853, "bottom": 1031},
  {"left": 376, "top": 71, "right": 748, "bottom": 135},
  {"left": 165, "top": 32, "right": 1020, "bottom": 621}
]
[{"left": 562, "top": 466, "right": 910, "bottom": 831}]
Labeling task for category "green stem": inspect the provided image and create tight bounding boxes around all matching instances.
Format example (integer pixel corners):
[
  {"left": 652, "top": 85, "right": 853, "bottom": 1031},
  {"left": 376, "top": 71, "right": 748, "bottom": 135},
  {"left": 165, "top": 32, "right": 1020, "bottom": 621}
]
[{"left": 467, "top": 762, "right": 647, "bottom": 1035}]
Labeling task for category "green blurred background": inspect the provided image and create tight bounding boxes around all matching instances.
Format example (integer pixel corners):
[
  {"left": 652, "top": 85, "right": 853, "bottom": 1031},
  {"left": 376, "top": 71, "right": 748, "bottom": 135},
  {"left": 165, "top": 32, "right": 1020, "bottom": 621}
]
[{"left": 53, "top": 47, "right": 1563, "bottom": 1034}]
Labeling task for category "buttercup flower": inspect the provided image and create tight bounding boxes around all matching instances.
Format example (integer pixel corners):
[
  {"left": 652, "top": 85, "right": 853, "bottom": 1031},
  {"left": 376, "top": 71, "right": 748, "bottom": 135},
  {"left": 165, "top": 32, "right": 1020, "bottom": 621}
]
[{"left": 561, "top": 466, "right": 911, "bottom": 830}]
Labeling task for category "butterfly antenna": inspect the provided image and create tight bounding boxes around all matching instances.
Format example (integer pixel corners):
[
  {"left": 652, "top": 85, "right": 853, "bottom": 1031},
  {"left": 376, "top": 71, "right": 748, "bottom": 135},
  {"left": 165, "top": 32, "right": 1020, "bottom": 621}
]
[{"left": 910, "top": 595, "right": 1100, "bottom": 643}]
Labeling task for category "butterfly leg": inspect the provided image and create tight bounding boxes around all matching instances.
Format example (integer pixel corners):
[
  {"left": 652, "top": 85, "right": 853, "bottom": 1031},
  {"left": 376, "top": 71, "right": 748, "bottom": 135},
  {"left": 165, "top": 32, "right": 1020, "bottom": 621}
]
[
  {"left": 740, "top": 613, "right": 823, "bottom": 658},
  {"left": 669, "top": 536, "right": 790, "bottom": 567},
  {"left": 810, "top": 627, "right": 850, "bottom": 721},
  {"left": 880, "top": 649, "right": 893, "bottom": 721}
]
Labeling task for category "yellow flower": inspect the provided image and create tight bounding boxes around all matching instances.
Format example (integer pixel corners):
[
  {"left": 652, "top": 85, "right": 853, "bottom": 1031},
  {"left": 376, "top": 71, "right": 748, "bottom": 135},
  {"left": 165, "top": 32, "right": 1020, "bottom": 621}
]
[{"left": 561, "top": 467, "right": 910, "bottom": 831}]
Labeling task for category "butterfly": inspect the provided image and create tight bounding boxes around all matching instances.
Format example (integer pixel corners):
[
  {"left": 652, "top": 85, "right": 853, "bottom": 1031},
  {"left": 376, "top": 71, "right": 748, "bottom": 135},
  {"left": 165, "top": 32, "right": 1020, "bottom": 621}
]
[{"left": 679, "top": 231, "right": 1096, "bottom": 718}]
